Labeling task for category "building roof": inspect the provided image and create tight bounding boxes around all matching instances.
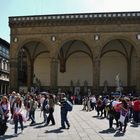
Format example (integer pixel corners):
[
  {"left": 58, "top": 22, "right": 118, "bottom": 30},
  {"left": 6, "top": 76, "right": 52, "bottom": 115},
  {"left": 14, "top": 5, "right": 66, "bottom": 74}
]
[
  {"left": 9, "top": 11, "right": 140, "bottom": 28},
  {"left": 0, "top": 38, "right": 10, "bottom": 49}
]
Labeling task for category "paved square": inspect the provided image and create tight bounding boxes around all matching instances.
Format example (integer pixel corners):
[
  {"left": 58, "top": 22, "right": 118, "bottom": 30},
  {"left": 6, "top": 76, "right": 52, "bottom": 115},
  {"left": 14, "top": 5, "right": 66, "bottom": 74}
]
[{"left": 1, "top": 105, "right": 140, "bottom": 140}]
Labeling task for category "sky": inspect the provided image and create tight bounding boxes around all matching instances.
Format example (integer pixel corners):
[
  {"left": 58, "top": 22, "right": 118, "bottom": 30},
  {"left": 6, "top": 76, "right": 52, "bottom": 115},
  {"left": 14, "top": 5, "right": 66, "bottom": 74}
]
[{"left": 0, "top": 0, "right": 140, "bottom": 42}]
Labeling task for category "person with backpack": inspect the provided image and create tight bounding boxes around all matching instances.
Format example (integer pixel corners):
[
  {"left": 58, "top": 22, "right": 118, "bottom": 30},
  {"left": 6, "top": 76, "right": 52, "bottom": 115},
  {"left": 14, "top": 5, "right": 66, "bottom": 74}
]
[
  {"left": 59, "top": 93, "right": 72, "bottom": 129},
  {"left": 42, "top": 94, "right": 49, "bottom": 125},
  {"left": 107, "top": 96, "right": 121, "bottom": 130}
]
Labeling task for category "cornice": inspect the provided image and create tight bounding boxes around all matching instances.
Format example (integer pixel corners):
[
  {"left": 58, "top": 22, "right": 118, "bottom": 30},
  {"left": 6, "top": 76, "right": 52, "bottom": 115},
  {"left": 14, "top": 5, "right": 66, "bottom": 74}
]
[{"left": 9, "top": 11, "right": 140, "bottom": 28}]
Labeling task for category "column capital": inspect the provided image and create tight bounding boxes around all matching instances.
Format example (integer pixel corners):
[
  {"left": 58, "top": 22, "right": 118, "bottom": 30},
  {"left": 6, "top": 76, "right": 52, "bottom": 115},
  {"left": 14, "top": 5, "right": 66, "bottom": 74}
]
[{"left": 50, "top": 57, "right": 58, "bottom": 63}]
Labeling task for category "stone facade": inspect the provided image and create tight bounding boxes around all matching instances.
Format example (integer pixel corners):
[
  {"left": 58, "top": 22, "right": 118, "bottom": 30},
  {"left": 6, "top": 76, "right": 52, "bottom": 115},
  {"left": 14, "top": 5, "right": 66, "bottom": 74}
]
[
  {"left": 9, "top": 12, "right": 140, "bottom": 94},
  {"left": 0, "top": 38, "right": 10, "bottom": 94}
]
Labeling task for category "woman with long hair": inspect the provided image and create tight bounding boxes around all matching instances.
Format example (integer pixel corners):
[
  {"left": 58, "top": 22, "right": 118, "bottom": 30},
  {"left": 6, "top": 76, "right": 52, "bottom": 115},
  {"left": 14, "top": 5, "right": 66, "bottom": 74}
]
[
  {"left": 0, "top": 96, "right": 9, "bottom": 136},
  {"left": 13, "top": 95, "right": 24, "bottom": 136},
  {"left": 0, "top": 96, "right": 10, "bottom": 123},
  {"left": 47, "top": 94, "right": 55, "bottom": 125}
]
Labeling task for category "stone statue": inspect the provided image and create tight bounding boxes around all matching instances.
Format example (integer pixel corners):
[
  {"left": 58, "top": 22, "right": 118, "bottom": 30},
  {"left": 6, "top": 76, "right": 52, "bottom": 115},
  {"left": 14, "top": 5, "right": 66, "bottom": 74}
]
[
  {"left": 33, "top": 74, "right": 36, "bottom": 84},
  {"left": 74, "top": 80, "right": 80, "bottom": 95},
  {"left": 76, "top": 80, "right": 80, "bottom": 87},
  {"left": 115, "top": 73, "right": 123, "bottom": 92},
  {"left": 103, "top": 80, "right": 108, "bottom": 93},
  {"left": 70, "top": 80, "right": 74, "bottom": 87},
  {"left": 84, "top": 80, "right": 88, "bottom": 87},
  {"left": 84, "top": 80, "right": 88, "bottom": 93},
  {"left": 70, "top": 80, "right": 74, "bottom": 94},
  {"left": 58, "top": 88, "right": 61, "bottom": 94},
  {"left": 88, "top": 89, "right": 91, "bottom": 96}
]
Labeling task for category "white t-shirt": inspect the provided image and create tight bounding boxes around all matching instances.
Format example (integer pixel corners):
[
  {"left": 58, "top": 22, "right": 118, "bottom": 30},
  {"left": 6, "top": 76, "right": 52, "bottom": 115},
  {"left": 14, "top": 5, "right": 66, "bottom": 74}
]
[{"left": 14, "top": 103, "right": 22, "bottom": 113}]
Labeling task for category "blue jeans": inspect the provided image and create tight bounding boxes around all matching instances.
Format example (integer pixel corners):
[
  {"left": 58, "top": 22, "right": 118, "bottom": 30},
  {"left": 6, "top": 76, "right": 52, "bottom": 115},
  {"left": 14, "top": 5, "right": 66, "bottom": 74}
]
[
  {"left": 29, "top": 110, "right": 35, "bottom": 123},
  {"left": 43, "top": 110, "right": 48, "bottom": 122},
  {"left": 61, "top": 110, "right": 70, "bottom": 128}
]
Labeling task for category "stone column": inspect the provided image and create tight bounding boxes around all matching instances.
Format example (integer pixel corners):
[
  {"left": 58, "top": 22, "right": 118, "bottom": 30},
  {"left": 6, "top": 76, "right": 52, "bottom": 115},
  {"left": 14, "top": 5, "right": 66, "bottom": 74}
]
[
  {"left": 136, "top": 56, "right": 140, "bottom": 95},
  {"left": 50, "top": 58, "right": 58, "bottom": 89},
  {"left": 27, "top": 59, "right": 34, "bottom": 91},
  {"left": 4, "top": 84, "right": 7, "bottom": 94},
  {"left": 10, "top": 58, "right": 18, "bottom": 92},
  {"left": 0, "top": 83, "right": 3, "bottom": 94},
  {"left": 92, "top": 57, "right": 100, "bottom": 94}
]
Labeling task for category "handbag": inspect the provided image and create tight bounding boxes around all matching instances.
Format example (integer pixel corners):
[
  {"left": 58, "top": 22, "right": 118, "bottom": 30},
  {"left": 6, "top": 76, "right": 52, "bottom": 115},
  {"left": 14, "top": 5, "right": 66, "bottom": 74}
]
[
  {"left": 119, "top": 110, "right": 128, "bottom": 124},
  {"left": 119, "top": 114, "right": 125, "bottom": 124}
]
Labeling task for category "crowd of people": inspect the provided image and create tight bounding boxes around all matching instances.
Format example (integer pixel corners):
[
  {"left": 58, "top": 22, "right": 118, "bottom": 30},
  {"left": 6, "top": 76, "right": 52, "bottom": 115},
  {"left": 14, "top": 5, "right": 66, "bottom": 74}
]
[
  {"left": 0, "top": 91, "right": 72, "bottom": 137},
  {"left": 82, "top": 94, "right": 140, "bottom": 133},
  {"left": 0, "top": 90, "right": 140, "bottom": 137}
]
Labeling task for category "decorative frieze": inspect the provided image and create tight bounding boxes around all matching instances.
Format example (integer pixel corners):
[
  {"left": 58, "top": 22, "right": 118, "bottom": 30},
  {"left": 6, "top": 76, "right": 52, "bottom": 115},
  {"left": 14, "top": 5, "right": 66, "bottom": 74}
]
[{"left": 9, "top": 11, "right": 140, "bottom": 28}]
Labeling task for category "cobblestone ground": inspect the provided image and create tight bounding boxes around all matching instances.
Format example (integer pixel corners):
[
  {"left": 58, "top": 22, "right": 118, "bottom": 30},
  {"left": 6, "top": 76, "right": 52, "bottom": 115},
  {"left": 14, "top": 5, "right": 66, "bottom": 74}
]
[{"left": 1, "top": 105, "right": 140, "bottom": 140}]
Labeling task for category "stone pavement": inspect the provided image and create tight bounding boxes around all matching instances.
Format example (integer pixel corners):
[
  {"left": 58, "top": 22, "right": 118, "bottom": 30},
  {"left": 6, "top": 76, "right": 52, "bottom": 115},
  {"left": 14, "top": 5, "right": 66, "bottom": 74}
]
[{"left": 1, "top": 105, "right": 140, "bottom": 140}]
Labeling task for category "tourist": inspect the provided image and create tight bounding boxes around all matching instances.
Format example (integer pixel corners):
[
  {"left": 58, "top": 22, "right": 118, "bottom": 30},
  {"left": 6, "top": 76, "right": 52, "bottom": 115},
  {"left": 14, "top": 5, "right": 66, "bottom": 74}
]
[
  {"left": 29, "top": 94, "right": 37, "bottom": 125},
  {"left": 13, "top": 95, "right": 24, "bottom": 136},
  {"left": 59, "top": 93, "right": 70, "bottom": 129},
  {"left": 132, "top": 97, "right": 140, "bottom": 124},
  {"left": 47, "top": 94, "right": 55, "bottom": 125},
  {"left": 0, "top": 96, "right": 10, "bottom": 123},
  {"left": 108, "top": 96, "right": 120, "bottom": 129},
  {"left": 9, "top": 91, "right": 16, "bottom": 119},
  {"left": 96, "top": 96, "right": 103, "bottom": 117},
  {"left": 42, "top": 94, "right": 49, "bottom": 124},
  {"left": 118, "top": 99, "right": 129, "bottom": 133},
  {"left": 90, "top": 95, "right": 96, "bottom": 110}
]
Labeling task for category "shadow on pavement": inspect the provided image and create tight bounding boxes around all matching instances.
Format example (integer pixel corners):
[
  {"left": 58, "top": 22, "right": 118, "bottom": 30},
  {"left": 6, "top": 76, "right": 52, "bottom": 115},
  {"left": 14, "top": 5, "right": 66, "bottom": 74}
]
[
  {"left": 92, "top": 115, "right": 99, "bottom": 118},
  {"left": 31, "top": 122, "right": 47, "bottom": 128},
  {"left": 44, "top": 128, "right": 64, "bottom": 134},
  {"left": 130, "top": 124, "right": 139, "bottom": 127},
  {"left": 34, "top": 124, "right": 46, "bottom": 129},
  {"left": 1, "top": 134, "right": 15, "bottom": 140},
  {"left": 99, "top": 128, "right": 116, "bottom": 134}
]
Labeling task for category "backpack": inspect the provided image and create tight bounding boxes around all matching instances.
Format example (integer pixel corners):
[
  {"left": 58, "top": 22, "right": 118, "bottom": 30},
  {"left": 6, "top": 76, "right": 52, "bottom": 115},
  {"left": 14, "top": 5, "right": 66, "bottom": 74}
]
[
  {"left": 42, "top": 99, "right": 49, "bottom": 112},
  {"left": 65, "top": 100, "right": 73, "bottom": 111}
]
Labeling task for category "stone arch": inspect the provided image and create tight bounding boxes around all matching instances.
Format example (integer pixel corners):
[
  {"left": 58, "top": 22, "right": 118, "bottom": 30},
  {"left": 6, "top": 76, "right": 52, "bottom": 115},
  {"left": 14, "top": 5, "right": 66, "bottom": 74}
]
[
  {"left": 34, "top": 51, "right": 50, "bottom": 62},
  {"left": 58, "top": 39, "right": 93, "bottom": 72},
  {"left": 15, "top": 38, "right": 51, "bottom": 89},
  {"left": 100, "top": 35, "right": 138, "bottom": 57},
  {"left": 16, "top": 38, "right": 51, "bottom": 58},
  {"left": 100, "top": 37, "right": 137, "bottom": 92},
  {"left": 55, "top": 36, "right": 93, "bottom": 57},
  {"left": 34, "top": 51, "right": 51, "bottom": 87},
  {"left": 57, "top": 39, "right": 93, "bottom": 88}
]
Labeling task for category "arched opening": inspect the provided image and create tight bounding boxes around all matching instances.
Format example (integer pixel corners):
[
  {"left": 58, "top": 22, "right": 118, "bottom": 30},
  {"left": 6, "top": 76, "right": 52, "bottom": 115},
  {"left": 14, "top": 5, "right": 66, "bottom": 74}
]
[
  {"left": 18, "top": 48, "right": 28, "bottom": 87},
  {"left": 58, "top": 40, "right": 93, "bottom": 96},
  {"left": 100, "top": 39, "right": 137, "bottom": 94},
  {"left": 34, "top": 53, "right": 50, "bottom": 89},
  {"left": 17, "top": 41, "right": 49, "bottom": 92}
]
